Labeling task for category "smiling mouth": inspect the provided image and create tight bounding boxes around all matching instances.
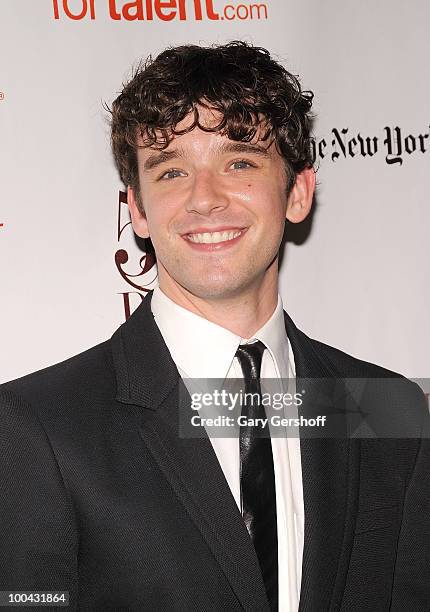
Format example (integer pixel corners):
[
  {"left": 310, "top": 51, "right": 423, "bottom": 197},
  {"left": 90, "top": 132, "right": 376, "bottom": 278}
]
[{"left": 184, "top": 229, "right": 244, "bottom": 244}]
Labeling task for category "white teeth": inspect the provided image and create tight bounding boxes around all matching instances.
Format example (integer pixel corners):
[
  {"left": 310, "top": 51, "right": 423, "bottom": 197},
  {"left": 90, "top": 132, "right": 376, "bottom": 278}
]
[{"left": 187, "top": 230, "right": 242, "bottom": 244}]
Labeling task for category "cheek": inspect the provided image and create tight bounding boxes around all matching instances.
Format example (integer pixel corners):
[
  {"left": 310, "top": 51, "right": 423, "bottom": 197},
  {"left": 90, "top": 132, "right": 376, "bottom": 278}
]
[
  {"left": 257, "top": 188, "right": 287, "bottom": 218},
  {"left": 144, "top": 198, "right": 176, "bottom": 235}
]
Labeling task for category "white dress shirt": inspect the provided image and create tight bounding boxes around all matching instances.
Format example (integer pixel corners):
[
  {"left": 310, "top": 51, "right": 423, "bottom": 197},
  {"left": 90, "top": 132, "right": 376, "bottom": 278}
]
[{"left": 150, "top": 286, "right": 304, "bottom": 611}]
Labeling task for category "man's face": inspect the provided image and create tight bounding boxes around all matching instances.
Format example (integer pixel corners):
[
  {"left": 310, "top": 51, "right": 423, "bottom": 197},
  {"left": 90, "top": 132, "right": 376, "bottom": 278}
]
[{"left": 128, "top": 106, "right": 314, "bottom": 302}]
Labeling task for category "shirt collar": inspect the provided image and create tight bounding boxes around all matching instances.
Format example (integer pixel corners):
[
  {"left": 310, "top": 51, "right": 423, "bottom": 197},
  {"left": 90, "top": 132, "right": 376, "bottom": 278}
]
[
  {"left": 150, "top": 285, "right": 291, "bottom": 379},
  {"left": 250, "top": 295, "right": 291, "bottom": 379}
]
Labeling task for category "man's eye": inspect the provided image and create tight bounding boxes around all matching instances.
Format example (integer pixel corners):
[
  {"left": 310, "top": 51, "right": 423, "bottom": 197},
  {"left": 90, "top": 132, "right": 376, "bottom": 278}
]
[
  {"left": 159, "top": 169, "right": 184, "bottom": 180},
  {"left": 231, "top": 160, "right": 254, "bottom": 170}
]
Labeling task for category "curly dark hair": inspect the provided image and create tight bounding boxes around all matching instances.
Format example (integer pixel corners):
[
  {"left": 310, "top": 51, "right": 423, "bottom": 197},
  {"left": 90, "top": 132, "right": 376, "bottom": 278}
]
[{"left": 108, "top": 40, "right": 314, "bottom": 209}]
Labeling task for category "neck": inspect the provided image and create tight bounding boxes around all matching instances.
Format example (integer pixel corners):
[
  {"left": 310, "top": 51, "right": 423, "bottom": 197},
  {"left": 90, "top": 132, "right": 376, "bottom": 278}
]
[{"left": 157, "top": 270, "right": 279, "bottom": 338}]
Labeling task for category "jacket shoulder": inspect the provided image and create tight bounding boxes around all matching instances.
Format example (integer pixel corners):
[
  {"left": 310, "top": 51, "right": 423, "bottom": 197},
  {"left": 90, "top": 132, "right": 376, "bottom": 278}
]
[
  {"left": 308, "top": 336, "right": 402, "bottom": 378},
  {"left": 0, "top": 340, "right": 115, "bottom": 420},
  {"left": 306, "top": 335, "right": 428, "bottom": 423}
]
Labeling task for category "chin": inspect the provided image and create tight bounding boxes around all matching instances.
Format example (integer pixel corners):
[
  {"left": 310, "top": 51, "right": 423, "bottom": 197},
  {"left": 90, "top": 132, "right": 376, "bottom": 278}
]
[{"left": 181, "top": 273, "right": 259, "bottom": 301}]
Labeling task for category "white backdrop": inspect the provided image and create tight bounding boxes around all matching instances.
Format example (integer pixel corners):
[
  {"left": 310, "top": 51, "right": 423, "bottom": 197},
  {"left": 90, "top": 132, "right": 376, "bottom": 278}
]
[{"left": 1, "top": 0, "right": 429, "bottom": 385}]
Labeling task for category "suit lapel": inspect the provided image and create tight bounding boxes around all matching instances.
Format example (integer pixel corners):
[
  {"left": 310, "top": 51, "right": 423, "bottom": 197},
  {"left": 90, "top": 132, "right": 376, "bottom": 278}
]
[
  {"left": 140, "top": 385, "right": 271, "bottom": 612},
  {"left": 284, "top": 313, "right": 360, "bottom": 612},
  {"left": 111, "top": 292, "right": 270, "bottom": 612},
  {"left": 110, "top": 292, "right": 359, "bottom": 612}
]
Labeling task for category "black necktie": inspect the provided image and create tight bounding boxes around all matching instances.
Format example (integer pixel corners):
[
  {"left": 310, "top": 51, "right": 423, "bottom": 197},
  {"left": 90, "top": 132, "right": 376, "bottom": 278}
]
[{"left": 235, "top": 341, "right": 278, "bottom": 612}]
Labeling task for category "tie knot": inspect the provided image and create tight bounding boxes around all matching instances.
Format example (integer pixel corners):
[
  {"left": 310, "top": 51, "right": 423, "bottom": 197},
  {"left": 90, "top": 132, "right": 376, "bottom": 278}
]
[{"left": 235, "top": 340, "right": 266, "bottom": 380}]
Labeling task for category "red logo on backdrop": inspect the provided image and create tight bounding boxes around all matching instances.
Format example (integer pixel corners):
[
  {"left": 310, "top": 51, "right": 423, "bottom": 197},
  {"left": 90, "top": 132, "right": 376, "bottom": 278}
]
[
  {"left": 52, "top": 0, "right": 268, "bottom": 22},
  {"left": 116, "top": 190, "right": 157, "bottom": 320}
]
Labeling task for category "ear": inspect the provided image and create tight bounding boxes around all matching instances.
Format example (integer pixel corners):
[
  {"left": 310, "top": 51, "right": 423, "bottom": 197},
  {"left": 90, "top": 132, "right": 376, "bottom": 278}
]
[
  {"left": 127, "top": 185, "right": 150, "bottom": 239},
  {"left": 285, "top": 167, "right": 316, "bottom": 223}
]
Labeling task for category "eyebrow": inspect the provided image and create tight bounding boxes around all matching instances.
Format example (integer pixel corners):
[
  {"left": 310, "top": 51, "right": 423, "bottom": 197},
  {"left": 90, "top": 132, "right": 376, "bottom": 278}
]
[
  {"left": 142, "top": 141, "right": 271, "bottom": 172},
  {"left": 221, "top": 142, "right": 272, "bottom": 158},
  {"left": 143, "top": 149, "right": 181, "bottom": 172}
]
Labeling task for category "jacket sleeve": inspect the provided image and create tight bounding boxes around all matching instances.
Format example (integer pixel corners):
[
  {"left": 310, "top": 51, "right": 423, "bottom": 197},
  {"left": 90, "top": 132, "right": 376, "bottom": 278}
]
[
  {"left": 390, "top": 387, "right": 430, "bottom": 611},
  {"left": 0, "top": 388, "right": 78, "bottom": 610}
]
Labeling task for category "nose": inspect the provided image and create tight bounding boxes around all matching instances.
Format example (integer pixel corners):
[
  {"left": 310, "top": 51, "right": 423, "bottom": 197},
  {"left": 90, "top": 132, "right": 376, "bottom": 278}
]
[{"left": 185, "top": 170, "right": 229, "bottom": 216}]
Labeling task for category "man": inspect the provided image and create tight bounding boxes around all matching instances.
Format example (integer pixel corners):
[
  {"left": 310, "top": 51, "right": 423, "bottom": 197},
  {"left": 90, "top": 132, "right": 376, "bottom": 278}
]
[{"left": 1, "top": 41, "right": 429, "bottom": 612}]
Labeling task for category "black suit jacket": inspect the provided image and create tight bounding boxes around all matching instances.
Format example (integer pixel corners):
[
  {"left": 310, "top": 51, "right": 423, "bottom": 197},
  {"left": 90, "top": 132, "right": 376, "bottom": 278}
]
[{"left": 1, "top": 291, "right": 429, "bottom": 611}]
